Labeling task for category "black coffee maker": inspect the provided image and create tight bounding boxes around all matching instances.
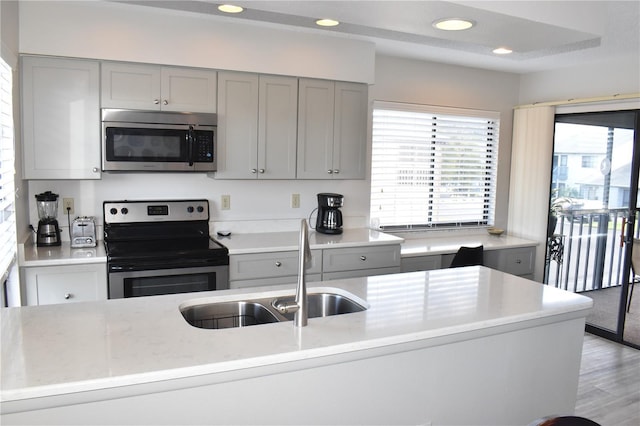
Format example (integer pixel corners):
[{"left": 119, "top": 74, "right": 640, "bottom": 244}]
[
  {"left": 35, "top": 191, "right": 61, "bottom": 247},
  {"left": 316, "top": 193, "right": 344, "bottom": 235}
]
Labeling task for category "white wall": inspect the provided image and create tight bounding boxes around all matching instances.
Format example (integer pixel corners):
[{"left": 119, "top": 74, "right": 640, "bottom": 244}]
[
  {"left": 18, "top": 1, "right": 375, "bottom": 84},
  {"left": 518, "top": 56, "right": 640, "bottom": 105}
]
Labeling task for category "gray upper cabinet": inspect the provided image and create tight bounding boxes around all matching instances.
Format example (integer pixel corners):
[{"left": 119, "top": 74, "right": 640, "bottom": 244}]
[
  {"left": 21, "top": 56, "right": 101, "bottom": 180},
  {"left": 216, "top": 72, "right": 297, "bottom": 179},
  {"left": 297, "top": 79, "right": 367, "bottom": 179},
  {"left": 101, "top": 62, "right": 217, "bottom": 113}
]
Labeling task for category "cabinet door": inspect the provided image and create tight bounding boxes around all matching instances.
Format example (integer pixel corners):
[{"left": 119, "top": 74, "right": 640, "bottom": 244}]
[
  {"left": 229, "top": 250, "right": 322, "bottom": 282},
  {"left": 296, "top": 78, "right": 335, "bottom": 179},
  {"left": 22, "top": 56, "right": 101, "bottom": 179},
  {"left": 101, "top": 62, "right": 161, "bottom": 110},
  {"left": 215, "top": 72, "right": 259, "bottom": 179},
  {"left": 333, "top": 82, "right": 367, "bottom": 179},
  {"left": 322, "top": 245, "right": 401, "bottom": 273},
  {"left": 160, "top": 67, "right": 217, "bottom": 113},
  {"left": 24, "top": 264, "right": 108, "bottom": 306},
  {"left": 258, "top": 75, "right": 298, "bottom": 179},
  {"left": 482, "top": 247, "right": 536, "bottom": 276}
]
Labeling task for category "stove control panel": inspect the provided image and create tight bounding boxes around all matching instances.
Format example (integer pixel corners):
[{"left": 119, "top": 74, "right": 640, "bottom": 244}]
[{"left": 104, "top": 200, "right": 209, "bottom": 224}]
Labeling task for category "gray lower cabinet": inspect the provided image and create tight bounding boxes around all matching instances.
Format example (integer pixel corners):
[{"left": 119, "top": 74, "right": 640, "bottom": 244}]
[
  {"left": 229, "top": 244, "right": 402, "bottom": 288},
  {"left": 229, "top": 250, "right": 322, "bottom": 289},
  {"left": 400, "top": 246, "right": 536, "bottom": 278},
  {"left": 321, "top": 245, "right": 401, "bottom": 280},
  {"left": 23, "top": 264, "right": 108, "bottom": 306},
  {"left": 484, "top": 247, "right": 536, "bottom": 278}
]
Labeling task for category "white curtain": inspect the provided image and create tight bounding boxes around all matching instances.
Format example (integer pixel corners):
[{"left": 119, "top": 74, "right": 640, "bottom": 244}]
[{"left": 507, "top": 106, "right": 555, "bottom": 282}]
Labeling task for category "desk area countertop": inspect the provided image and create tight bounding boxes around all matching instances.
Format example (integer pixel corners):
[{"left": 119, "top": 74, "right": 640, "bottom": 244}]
[{"left": 399, "top": 232, "right": 538, "bottom": 257}]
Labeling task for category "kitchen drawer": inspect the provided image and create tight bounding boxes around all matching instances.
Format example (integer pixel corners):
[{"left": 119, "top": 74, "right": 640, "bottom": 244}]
[
  {"left": 401, "top": 255, "right": 442, "bottom": 272},
  {"left": 24, "top": 264, "right": 108, "bottom": 306},
  {"left": 229, "top": 250, "right": 322, "bottom": 281},
  {"left": 322, "top": 244, "right": 401, "bottom": 273},
  {"left": 485, "top": 247, "right": 535, "bottom": 276},
  {"left": 229, "top": 274, "right": 322, "bottom": 289},
  {"left": 323, "top": 266, "right": 400, "bottom": 281}
]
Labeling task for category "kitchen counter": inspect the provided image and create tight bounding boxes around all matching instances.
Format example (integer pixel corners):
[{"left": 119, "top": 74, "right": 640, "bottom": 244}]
[
  {"left": 399, "top": 232, "right": 538, "bottom": 257},
  {"left": 217, "top": 227, "right": 404, "bottom": 255},
  {"left": 18, "top": 241, "right": 107, "bottom": 267},
  {"left": 1, "top": 267, "right": 592, "bottom": 425}
]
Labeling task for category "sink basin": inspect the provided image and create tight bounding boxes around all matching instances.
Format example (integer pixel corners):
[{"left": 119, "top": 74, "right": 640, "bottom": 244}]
[
  {"left": 180, "top": 290, "right": 367, "bottom": 329},
  {"left": 181, "top": 301, "right": 280, "bottom": 329},
  {"left": 273, "top": 293, "right": 367, "bottom": 321}
]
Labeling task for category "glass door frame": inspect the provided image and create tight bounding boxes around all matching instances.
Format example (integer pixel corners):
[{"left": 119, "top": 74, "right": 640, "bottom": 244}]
[{"left": 584, "top": 110, "right": 640, "bottom": 349}]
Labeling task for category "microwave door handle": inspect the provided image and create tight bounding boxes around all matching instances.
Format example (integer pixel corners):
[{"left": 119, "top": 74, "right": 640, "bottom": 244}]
[{"left": 187, "top": 126, "right": 195, "bottom": 166}]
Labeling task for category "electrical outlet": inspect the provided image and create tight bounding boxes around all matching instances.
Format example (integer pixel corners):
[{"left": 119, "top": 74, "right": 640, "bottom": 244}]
[
  {"left": 291, "top": 193, "right": 300, "bottom": 208},
  {"left": 221, "top": 195, "right": 231, "bottom": 210},
  {"left": 63, "top": 198, "right": 74, "bottom": 215}
]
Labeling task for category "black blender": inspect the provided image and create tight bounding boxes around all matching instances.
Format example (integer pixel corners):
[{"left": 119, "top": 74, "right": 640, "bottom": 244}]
[
  {"left": 315, "top": 193, "right": 344, "bottom": 235},
  {"left": 35, "top": 191, "right": 61, "bottom": 246}
]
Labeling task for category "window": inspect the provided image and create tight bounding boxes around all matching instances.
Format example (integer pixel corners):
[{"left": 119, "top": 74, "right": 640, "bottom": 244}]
[
  {"left": 581, "top": 155, "right": 595, "bottom": 168},
  {"left": 0, "top": 58, "right": 16, "bottom": 285},
  {"left": 370, "top": 101, "right": 499, "bottom": 230}
]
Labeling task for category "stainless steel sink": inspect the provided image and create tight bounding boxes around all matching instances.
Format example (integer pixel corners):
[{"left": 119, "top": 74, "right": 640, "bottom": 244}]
[
  {"left": 180, "top": 291, "right": 367, "bottom": 329},
  {"left": 181, "top": 301, "right": 280, "bottom": 329},
  {"left": 272, "top": 293, "right": 366, "bottom": 321}
]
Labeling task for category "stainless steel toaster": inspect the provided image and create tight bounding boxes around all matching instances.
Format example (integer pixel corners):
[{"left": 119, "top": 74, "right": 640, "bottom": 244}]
[{"left": 71, "top": 216, "right": 97, "bottom": 248}]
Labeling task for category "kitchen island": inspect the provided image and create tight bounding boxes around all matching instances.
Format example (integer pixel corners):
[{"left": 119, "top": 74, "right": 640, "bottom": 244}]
[{"left": 1, "top": 266, "right": 592, "bottom": 425}]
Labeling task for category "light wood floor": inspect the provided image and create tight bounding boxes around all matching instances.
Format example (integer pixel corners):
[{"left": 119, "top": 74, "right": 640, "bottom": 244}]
[{"left": 574, "top": 333, "right": 640, "bottom": 425}]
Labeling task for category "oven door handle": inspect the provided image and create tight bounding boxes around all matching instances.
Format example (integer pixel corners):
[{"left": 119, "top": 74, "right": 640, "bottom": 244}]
[{"left": 109, "top": 260, "right": 228, "bottom": 272}]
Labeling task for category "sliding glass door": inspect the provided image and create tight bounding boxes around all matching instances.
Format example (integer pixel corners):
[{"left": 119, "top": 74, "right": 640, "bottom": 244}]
[{"left": 545, "top": 109, "right": 640, "bottom": 348}]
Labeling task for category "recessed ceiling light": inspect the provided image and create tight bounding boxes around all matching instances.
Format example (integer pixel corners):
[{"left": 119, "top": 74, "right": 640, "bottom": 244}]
[
  {"left": 218, "top": 4, "right": 244, "bottom": 14},
  {"left": 432, "top": 18, "right": 475, "bottom": 31},
  {"left": 493, "top": 47, "right": 513, "bottom": 55},
  {"left": 316, "top": 18, "right": 340, "bottom": 27}
]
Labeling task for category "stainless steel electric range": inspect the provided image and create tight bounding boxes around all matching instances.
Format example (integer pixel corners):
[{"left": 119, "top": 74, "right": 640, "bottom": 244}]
[{"left": 103, "top": 199, "right": 229, "bottom": 299}]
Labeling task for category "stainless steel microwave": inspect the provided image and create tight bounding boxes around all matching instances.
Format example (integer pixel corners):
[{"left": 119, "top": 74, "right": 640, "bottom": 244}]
[{"left": 101, "top": 109, "right": 217, "bottom": 172}]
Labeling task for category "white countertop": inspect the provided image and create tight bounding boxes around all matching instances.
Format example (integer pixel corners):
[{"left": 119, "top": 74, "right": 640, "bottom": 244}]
[
  {"left": 217, "top": 228, "right": 404, "bottom": 255},
  {"left": 1, "top": 266, "right": 592, "bottom": 408},
  {"left": 18, "top": 242, "right": 107, "bottom": 267},
  {"left": 400, "top": 233, "right": 538, "bottom": 257}
]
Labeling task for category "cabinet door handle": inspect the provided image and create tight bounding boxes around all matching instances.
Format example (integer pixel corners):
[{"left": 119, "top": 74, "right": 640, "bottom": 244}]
[
  {"left": 360, "top": 256, "right": 367, "bottom": 261},
  {"left": 153, "top": 99, "right": 160, "bottom": 105},
  {"left": 64, "top": 293, "right": 72, "bottom": 300},
  {"left": 163, "top": 99, "right": 168, "bottom": 105},
  {"left": 327, "top": 170, "right": 333, "bottom": 174},
  {"left": 275, "top": 261, "right": 282, "bottom": 267},
  {"left": 259, "top": 169, "right": 265, "bottom": 174},
  {"left": 92, "top": 167, "right": 100, "bottom": 173},
  {"left": 251, "top": 169, "right": 257, "bottom": 174},
  {"left": 515, "top": 259, "right": 522, "bottom": 264},
  {"left": 333, "top": 169, "right": 340, "bottom": 174}
]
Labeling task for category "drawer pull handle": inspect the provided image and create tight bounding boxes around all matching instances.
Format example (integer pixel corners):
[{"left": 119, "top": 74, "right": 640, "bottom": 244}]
[
  {"left": 515, "top": 259, "right": 522, "bottom": 264},
  {"left": 64, "top": 293, "right": 72, "bottom": 300},
  {"left": 360, "top": 256, "right": 367, "bottom": 261},
  {"left": 275, "top": 261, "right": 282, "bottom": 267}
]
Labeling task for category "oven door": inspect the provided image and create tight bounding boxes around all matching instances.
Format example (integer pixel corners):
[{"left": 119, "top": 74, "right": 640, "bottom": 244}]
[{"left": 108, "top": 265, "right": 229, "bottom": 299}]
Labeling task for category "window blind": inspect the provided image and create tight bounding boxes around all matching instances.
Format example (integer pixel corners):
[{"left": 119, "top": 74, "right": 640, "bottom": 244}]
[
  {"left": 370, "top": 101, "right": 499, "bottom": 230},
  {"left": 0, "top": 58, "right": 16, "bottom": 283}
]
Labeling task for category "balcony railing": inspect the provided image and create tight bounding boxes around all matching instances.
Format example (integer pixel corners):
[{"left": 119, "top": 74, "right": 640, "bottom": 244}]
[{"left": 545, "top": 208, "right": 634, "bottom": 292}]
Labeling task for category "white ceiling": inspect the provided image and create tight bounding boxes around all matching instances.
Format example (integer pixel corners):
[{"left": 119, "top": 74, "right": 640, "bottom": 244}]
[{"left": 118, "top": 0, "right": 640, "bottom": 74}]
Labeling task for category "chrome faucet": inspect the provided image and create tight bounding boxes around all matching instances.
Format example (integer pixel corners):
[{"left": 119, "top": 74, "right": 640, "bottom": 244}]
[{"left": 273, "top": 219, "right": 312, "bottom": 327}]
